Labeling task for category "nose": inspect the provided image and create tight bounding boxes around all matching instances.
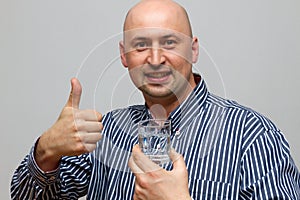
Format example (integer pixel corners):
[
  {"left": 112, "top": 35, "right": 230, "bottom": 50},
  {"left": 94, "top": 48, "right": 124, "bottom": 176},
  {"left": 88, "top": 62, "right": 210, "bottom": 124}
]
[{"left": 146, "top": 45, "right": 166, "bottom": 68}]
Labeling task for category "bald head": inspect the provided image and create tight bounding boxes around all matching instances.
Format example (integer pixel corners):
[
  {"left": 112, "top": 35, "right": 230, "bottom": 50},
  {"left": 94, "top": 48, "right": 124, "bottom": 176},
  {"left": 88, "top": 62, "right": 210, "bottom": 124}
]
[{"left": 123, "top": 0, "right": 193, "bottom": 37}]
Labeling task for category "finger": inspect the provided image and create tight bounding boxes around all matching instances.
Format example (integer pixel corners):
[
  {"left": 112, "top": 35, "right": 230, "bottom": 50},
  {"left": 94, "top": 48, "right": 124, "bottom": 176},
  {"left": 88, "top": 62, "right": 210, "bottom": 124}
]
[
  {"left": 131, "top": 145, "right": 161, "bottom": 173},
  {"left": 133, "top": 193, "right": 144, "bottom": 200},
  {"left": 76, "top": 121, "right": 103, "bottom": 132},
  {"left": 128, "top": 155, "right": 144, "bottom": 174},
  {"left": 133, "top": 193, "right": 138, "bottom": 200},
  {"left": 83, "top": 143, "right": 97, "bottom": 152},
  {"left": 134, "top": 182, "right": 147, "bottom": 199},
  {"left": 76, "top": 110, "right": 102, "bottom": 121},
  {"left": 78, "top": 132, "right": 102, "bottom": 144},
  {"left": 169, "top": 148, "right": 186, "bottom": 170},
  {"left": 66, "top": 78, "right": 82, "bottom": 109}
]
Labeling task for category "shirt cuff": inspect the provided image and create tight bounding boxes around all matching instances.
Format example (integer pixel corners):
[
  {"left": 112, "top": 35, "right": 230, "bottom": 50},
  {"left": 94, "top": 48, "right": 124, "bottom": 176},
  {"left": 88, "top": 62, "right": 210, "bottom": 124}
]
[{"left": 27, "top": 142, "right": 60, "bottom": 188}]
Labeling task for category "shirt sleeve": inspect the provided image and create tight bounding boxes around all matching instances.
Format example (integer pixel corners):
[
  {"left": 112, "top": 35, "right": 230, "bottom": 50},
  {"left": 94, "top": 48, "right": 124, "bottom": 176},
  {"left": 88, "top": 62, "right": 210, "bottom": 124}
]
[
  {"left": 11, "top": 144, "right": 92, "bottom": 200},
  {"left": 239, "top": 127, "right": 300, "bottom": 199}
]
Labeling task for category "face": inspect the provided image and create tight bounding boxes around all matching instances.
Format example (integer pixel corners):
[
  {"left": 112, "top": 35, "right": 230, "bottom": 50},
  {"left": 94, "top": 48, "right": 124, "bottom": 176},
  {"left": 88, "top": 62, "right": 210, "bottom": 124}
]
[
  {"left": 120, "top": 1, "right": 199, "bottom": 102},
  {"left": 120, "top": 28, "right": 198, "bottom": 100}
]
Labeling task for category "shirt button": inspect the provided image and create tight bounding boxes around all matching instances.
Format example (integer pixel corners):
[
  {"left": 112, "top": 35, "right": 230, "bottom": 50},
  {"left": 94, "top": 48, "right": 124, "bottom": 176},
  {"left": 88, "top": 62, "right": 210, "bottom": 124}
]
[
  {"left": 49, "top": 176, "right": 56, "bottom": 181},
  {"left": 175, "top": 130, "right": 180, "bottom": 136}
]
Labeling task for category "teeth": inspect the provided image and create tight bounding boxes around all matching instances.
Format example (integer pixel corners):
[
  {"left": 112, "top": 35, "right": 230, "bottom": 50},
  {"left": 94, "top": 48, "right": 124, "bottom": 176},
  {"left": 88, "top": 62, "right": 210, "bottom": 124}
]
[{"left": 147, "top": 72, "right": 169, "bottom": 78}]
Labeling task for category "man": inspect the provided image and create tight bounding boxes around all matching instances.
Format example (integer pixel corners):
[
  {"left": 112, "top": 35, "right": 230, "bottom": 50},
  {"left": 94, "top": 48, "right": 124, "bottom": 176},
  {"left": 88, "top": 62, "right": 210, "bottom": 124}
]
[{"left": 11, "top": 0, "right": 300, "bottom": 199}]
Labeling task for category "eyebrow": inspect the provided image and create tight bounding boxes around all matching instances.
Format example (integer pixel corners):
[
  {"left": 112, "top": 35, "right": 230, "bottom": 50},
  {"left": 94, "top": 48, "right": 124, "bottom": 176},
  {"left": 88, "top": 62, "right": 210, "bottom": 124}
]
[
  {"left": 129, "top": 34, "right": 182, "bottom": 43},
  {"left": 128, "top": 37, "right": 149, "bottom": 47},
  {"left": 131, "top": 36, "right": 148, "bottom": 41},
  {"left": 161, "top": 34, "right": 182, "bottom": 41}
]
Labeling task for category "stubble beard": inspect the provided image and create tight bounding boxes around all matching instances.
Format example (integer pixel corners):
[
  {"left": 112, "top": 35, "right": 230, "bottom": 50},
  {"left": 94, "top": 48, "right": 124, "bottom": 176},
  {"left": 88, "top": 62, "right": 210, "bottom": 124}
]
[{"left": 139, "top": 75, "right": 191, "bottom": 103}]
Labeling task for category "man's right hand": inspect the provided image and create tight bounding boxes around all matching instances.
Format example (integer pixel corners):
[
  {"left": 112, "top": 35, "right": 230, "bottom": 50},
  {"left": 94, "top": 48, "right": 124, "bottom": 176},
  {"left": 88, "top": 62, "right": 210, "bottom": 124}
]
[{"left": 35, "top": 78, "right": 103, "bottom": 172}]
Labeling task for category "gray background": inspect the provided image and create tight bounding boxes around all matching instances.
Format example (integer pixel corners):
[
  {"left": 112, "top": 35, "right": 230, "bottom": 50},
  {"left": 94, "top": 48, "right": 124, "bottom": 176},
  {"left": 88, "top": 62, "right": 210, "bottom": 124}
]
[{"left": 1, "top": 0, "right": 299, "bottom": 199}]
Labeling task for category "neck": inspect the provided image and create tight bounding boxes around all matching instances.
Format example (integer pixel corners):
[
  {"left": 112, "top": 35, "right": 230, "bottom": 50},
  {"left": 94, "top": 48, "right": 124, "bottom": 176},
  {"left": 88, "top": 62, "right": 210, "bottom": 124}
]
[
  {"left": 145, "top": 95, "right": 181, "bottom": 118},
  {"left": 144, "top": 77, "right": 197, "bottom": 117}
]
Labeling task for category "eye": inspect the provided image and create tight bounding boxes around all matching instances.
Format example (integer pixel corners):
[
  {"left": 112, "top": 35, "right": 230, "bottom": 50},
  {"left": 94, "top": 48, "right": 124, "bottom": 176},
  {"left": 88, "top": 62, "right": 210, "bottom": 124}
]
[
  {"left": 162, "top": 39, "right": 177, "bottom": 49},
  {"left": 135, "top": 42, "right": 148, "bottom": 51},
  {"left": 166, "top": 40, "right": 175, "bottom": 45}
]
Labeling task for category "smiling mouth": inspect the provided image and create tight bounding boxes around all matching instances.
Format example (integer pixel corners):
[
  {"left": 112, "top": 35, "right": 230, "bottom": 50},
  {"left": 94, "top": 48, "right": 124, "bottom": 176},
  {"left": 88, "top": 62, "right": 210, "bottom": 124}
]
[{"left": 144, "top": 71, "right": 172, "bottom": 83}]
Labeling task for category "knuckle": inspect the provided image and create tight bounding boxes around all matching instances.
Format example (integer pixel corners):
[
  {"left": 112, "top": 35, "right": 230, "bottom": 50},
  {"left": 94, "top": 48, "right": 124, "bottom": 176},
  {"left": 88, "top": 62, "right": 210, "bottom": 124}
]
[
  {"left": 86, "top": 110, "right": 95, "bottom": 119},
  {"left": 98, "top": 112, "right": 102, "bottom": 121},
  {"left": 134, "top": 184, "right": 143, "bottom": 196},
  {"left": 74, "top": 110, "right": 82, "bottom": 120},
  {"left": 74, "top": 120, "right": 84, "bottom": 131},
  {"left": 62, "top": 107, "right": 76, "bottom": 116},
  {"left": 73, "top": 139, "right": 86, "bottom": 153},
  {"left": 136, "top": 175, "right": 149, "bottom": 188},
  {"left": 99, "top": 123, "right": 104, "bottom": 131},
  {"left": 99, "top": 135, "right": 102, "bottom": 141},
  {"left": 73, "top": 132, "right": 83, "bottom": 143},
  {"left": 87, "top": 144, "right": 97, "bottom": 152},
  {"left": 71, "top": 121, "right": 79, "bottom": 132},
  {"left": 134, "top": 188, "right": 142, "bottom": 197},
  {"left": 146, "top": 170, "right": 161, "bottom": 179},
  {"left": 93, "top": 110, "right": 102, "bottom": 121},
  {"left": 61, "top": 106, "right": 70, "bottom": 113}
]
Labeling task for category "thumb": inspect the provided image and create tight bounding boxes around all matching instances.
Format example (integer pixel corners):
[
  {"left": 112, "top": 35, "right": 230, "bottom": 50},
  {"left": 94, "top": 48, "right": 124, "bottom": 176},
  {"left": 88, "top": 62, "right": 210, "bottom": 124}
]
[
  {"left": 169, "top": 148, "right": 186, "bottom": 170},
  {"left": 66, "top": 78, "right": 82, "bottom": 108}
]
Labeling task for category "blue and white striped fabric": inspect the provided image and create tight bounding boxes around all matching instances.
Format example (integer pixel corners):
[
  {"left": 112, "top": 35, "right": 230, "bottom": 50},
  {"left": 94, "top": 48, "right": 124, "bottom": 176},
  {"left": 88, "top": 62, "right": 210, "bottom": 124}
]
[{"left": 11, "top": 77, "right": 300, "bottom": 199}]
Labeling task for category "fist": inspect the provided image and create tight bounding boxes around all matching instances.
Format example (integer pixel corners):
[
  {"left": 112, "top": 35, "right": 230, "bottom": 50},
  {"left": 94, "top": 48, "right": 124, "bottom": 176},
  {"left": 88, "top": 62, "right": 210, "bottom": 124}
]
[
  {"left": 128, "top": 145, "right": 191, "bottom": 200},
  {"left": 35, "top": 78, "right": 103, "bottom": 171}
]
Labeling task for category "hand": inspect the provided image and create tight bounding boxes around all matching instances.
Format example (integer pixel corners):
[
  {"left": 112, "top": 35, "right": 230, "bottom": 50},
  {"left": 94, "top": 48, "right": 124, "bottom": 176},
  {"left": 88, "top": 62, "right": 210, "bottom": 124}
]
[
  {"left": 35, "top": 78, "right": 103, "bottom": 171},
  {"left": 128, "top": 145, "right": 191, "bottom": 200}
]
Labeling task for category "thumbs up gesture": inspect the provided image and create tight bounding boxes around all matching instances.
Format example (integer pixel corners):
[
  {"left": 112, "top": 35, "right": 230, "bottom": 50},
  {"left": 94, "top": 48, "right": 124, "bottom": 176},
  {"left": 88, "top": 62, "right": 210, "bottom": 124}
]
[{"left": 35, "top": 78, "right": 103, "bottom": 172}]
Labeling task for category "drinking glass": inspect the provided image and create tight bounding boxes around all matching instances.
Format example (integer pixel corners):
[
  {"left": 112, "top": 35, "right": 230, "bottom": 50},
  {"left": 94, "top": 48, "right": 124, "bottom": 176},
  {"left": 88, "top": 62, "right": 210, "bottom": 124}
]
[{"left": 138, "top": 119, "right": 171, "bottom": 165}]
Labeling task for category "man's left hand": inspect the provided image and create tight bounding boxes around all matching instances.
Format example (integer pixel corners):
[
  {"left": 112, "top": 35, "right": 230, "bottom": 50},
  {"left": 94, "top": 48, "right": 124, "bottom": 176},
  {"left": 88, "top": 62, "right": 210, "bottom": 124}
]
[{"left": 128, "top": 145, "right": 191, "bottom": 200}]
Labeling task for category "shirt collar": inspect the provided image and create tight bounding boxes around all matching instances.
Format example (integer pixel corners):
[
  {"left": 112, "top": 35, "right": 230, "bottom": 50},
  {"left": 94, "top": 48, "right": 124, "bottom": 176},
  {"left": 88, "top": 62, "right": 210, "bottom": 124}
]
[
  {"left": 168, "top": 74, "right": 208, "bottom": 137},
  {"left": 142, "top": 74, "right": 208, "bottom": 137}
]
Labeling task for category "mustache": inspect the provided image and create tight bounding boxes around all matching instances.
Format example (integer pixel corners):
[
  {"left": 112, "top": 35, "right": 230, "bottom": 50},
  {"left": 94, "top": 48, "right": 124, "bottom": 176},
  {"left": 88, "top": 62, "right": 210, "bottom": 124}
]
[
  {"left": 141, "top": 65, "right": 173, "bottom": 77},
  {"left": 140, "top": 64, "right": 172, "bottom": 72}
]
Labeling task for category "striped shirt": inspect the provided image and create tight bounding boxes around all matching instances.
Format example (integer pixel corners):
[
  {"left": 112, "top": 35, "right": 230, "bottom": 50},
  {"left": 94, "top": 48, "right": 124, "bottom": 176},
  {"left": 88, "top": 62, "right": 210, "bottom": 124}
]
[{"left": 11, "top": 76, "right": 300, "bottom": 199}]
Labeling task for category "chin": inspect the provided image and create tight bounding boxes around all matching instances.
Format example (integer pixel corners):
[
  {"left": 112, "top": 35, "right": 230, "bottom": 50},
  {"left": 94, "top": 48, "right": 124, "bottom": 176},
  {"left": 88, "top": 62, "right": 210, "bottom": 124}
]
[{"left": 143, "top": 87, "right": 175, "bottom": 99}]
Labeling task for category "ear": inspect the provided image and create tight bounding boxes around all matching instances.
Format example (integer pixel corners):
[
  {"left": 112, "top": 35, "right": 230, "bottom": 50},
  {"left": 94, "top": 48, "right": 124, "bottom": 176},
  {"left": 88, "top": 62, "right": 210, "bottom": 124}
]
[
  {"left": 119, "top": 41, "right": 128, "bottom": 68},
  {"left": 191, "top": 37, "right": 199, "bottom": 63}
]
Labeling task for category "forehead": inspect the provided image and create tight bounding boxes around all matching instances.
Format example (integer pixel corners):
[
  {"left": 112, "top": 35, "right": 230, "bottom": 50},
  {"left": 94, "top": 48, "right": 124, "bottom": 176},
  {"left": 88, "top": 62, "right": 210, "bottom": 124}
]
[{"left": 124, "top": 28, "right": 191, "bottom": 42}]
